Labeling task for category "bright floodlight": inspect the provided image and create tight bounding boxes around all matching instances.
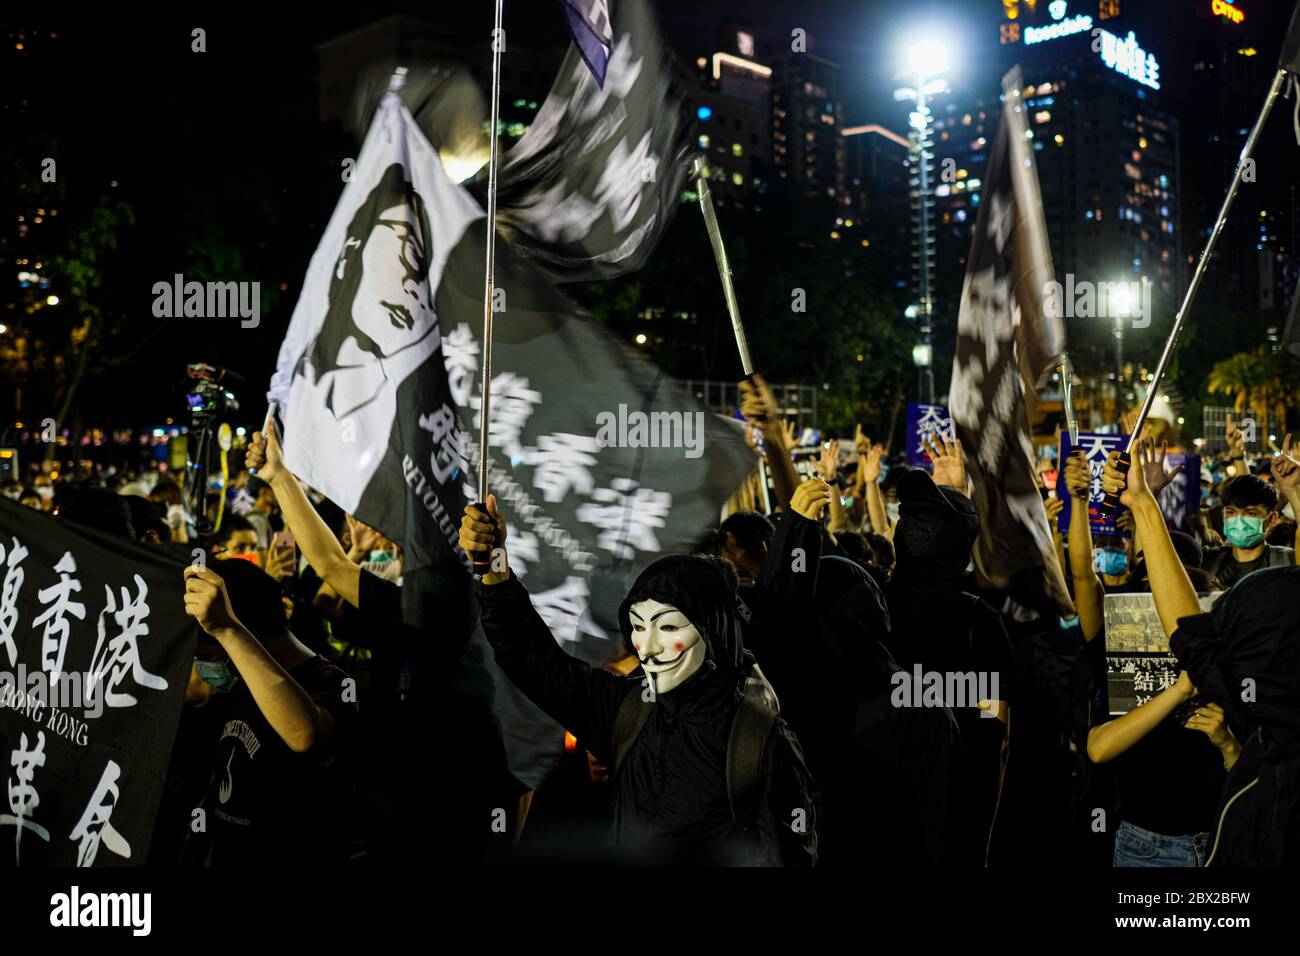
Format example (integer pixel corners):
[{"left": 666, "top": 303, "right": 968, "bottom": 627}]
[{"left": 906, "top": 40, "right": 949, "bottom": 80}]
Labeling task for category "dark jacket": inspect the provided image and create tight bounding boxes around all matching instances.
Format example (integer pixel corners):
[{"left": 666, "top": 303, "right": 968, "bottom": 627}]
[
  {"left": 477, "top": 556, "right": 819, "bottom": 866},
  {"left": 1170, "top": 566, "right": 1300, "bottom": 866},
  {"left": 747, "top": 509, "right": 955, "bottom": 865}
]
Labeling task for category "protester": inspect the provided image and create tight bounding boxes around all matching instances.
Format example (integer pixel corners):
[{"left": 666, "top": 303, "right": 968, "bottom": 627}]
[
  {"left": 460, "top": 495, "right": 820, "bottom": 866},
  {"left": 882, "top": 433, "right": 1012, "bottom": 866},
  {"left": 1103, "top": 442, "right": 1300, "bottom": 866},
  {"left": 182, "top": 557, "right": 359, "bottom": 865}
]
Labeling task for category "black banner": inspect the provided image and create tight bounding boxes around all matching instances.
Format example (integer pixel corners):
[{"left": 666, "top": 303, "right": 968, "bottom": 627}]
[{"left": 0, "top": 498, "right": 198, "bottom": 866}]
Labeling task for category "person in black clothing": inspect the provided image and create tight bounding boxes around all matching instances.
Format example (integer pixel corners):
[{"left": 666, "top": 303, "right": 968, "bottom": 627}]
[
  {"left": 1102, "top": 444, "right": 1300, "bottom": 866},
  {"left": 182, "top": 557, "right": 359, "bottom": 866},
  {"left": 245, "top": 426, "right": 518, "bottom": 866},
  {"left": 460, "top": 496, "right": 820, "bottom": 866},
  {"left": 751, "top": 478, "right": 954, "bottom": 865},
  {"left": 884, "top": 449, "right": 1013, "bottom": 866}
]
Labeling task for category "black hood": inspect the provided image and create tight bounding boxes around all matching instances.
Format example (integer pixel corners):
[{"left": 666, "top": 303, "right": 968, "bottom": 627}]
[
  {"left": 618, "top": 554, "right": 744, "bottom": 690},
  {"left": 891, "top": 470, "right": 980, "bottom": 602}
]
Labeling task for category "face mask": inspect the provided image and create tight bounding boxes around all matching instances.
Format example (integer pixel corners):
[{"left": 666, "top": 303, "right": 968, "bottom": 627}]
[
  {"left": 1204, "top": 496, "right": 1220, "bottom": 509},
  {"left": 37, "top": 486, "right": 53, "bottom": 502},
  {"left": 194, "top": 659, "right": 240, "bottom": 694},
  {"left": 886, "top": 502, "right": 901, "bottom": 523},
  {"left": 1223, "top": 515, "right": 1266, "bottom": 548},
  {"left": 1094, "top": 549, "right": 1128, "bottom": 577},
  {"left": 628, "top": 598, "right": 707, "bottom": 695},
  {"left": 367, "top": 549, "right": 395, "bottom": 564},
  {"left": 1059, "top": 614, "right": 1080, "bottom": 632}
]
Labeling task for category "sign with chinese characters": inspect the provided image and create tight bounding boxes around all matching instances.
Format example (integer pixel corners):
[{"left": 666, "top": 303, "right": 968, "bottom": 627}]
[
  {"left": 905, "top": 403, "right": 957, "bottom": 470},
  {"left": 1055, "top": 431, "right": 1131, "bottom": 536},
  {"left": 1097, "top": 29, "right": 1161, "bottom": 89},
  {"left": 0, "top": 497, "right": 198, "bottom": 866},
  {"left": 1105, "top": 591, "right": 1221, "bottom": 713}
]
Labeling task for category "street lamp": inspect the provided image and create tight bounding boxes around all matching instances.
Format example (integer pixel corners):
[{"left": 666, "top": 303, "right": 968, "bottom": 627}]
[{"left": 895, "top": 38, "right": 951, "bottom": 406}]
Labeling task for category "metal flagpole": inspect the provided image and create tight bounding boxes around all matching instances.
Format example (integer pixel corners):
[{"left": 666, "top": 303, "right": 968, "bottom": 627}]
[
  {"left": 692, "top": 156, "right": 771, "bottom": 512},
  {"left": 1102, "top": 68, "right": 1289, "bottom": 515},
  {"left": 473, "top": 0, "right": 506, "bottom": 570}
]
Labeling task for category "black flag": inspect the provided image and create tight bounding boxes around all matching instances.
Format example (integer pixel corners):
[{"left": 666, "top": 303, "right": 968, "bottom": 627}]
[
  {"left": 0, "top": 498, "right": 198, "bottom": 866},
  {"left": 949, "top": 67, "right": 1073, "bottom": 615}
]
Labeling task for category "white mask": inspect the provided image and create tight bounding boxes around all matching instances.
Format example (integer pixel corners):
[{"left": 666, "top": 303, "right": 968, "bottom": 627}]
[{"left": 628, "top": 598, "right": 707, "bottom": 695}]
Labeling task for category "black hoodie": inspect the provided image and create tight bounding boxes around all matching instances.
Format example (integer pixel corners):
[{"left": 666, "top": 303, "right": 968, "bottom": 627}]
[
  {"left": 478, "top": 555, "right": 820, "bottom": 865},
  {"left": 1170, "top": 566, "right": 1300, "bottom": 865}
]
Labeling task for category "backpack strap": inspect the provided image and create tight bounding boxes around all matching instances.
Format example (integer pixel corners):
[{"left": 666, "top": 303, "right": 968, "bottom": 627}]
[
  {"left": 611, "top": 686, "right": 654, "bottom": 776},
  {"left": 726, "top": 695, "right": 779, "bottom": 832}
]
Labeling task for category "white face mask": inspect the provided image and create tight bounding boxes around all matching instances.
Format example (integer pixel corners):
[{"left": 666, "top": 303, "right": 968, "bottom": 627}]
[{"left": 628, "top": 598, "right": 707, "bottom": 695}]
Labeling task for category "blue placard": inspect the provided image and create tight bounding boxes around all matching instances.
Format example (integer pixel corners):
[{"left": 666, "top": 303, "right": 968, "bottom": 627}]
[
  {"left": 905, "top": 403, "right": 955, "bottom": 470},
  {"left": 1055, "top": 431, "right": 1131, "bottom": 536}
]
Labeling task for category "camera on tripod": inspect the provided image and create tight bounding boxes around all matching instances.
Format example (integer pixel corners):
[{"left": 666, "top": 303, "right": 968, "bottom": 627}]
[{"left": 185, "top": 363, "right": 242, "bottom": 424}]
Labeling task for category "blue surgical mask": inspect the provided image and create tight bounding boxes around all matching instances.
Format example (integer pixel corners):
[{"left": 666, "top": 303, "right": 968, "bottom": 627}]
[
  {"left": 1094, "top": 549, "right": 1128, "bottom": 577},
  {"left": 194, "top": 659, "right": 240, "bottom": 694},
  {"left": 1223, "top": 515, "right": 1266, "bottom": 549},
  {"left": 1059, "top": 614, "right": 1080, "bottom": 632}
]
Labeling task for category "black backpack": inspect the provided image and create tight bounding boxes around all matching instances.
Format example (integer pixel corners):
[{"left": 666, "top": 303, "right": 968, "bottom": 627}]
[{"left": 610, "top": 687, "right": 777, "bottom": 832}]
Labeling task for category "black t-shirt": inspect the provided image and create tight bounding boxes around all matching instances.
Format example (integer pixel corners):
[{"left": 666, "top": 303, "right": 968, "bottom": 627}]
[
  {"left": 208, "top": 655, "right": 359, "bottom": 866},
  {"left": 1085, "top": 624, "right": 1225, "bottom": 836}
]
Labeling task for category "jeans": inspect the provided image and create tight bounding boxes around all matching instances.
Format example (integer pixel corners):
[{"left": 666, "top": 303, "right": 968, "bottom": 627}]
[{"left": 1113, "top": 820, "right": 1210, "bottom": 867}]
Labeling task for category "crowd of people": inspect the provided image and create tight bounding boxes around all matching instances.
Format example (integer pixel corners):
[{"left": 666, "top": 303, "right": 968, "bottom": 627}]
[{"left": 4, "top": 374, "right": 1297, "bottom": 867}]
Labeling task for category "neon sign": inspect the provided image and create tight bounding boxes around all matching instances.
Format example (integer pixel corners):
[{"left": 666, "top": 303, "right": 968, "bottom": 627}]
[
  {"left": 1098, "top": 30, "right": 1161, "bottom": 89},
  {"left": 1024, "top": 14, "right": 1093, "bottom": 43},
  {"left": 1211, "top": 0, "right": 1245, "bottom": 25}
]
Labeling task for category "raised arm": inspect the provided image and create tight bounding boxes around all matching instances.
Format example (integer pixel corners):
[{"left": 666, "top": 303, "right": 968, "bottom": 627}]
[
  {"left": 460, "top": 498, "right": 626, "bottom": 756},
  {"left": 1272, "top": 433, "right": 1300, "bottom": 560},
  {"left": 1102, "top": 441, "right": 1200, "bottom": 637},
  {"left": 860, "top": 442, "right": 891, "bottom": 538},
  {"left": 739, "top": 374, "right": 799, "bottom": 511},
  {"left": 184, "top": 566, "right": 334, "bottom": 753},
  {"left": 1064, "top": 450, "right": 1103, "bottom": 641},
  {"left": 247, "top": 424, "right": 361, "bottom": 607}
]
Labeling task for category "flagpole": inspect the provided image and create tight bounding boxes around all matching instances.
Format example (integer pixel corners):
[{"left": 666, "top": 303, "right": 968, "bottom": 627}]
[
  {"left": 1101, "top": 68, "right": 1289, "bottom": 515},
  {"left": 473, "top": 0, "right": 505, "bottom": 569},
  {"left": 692, "top": 156, "right": 771, "bottom": 513}
]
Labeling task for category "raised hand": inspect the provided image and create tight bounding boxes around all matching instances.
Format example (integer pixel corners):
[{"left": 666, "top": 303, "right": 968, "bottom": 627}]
[
  {"left": 459, "top": 496, "right": 510, "bottom": 583},
  {"left": 816, "top": 439, "right": 840, "bottom": 482},
  {"left": 738, "top": 374, "right": 780, "bottom": 432},
  {"left": 246, "top": 422, "right": 285, "bottom": 483},
  {"left": 345, "top": 515, "right": 383, "bottom": 556},
  {"left": 1273, "top": 433, "right": 1300, "bottom": 496},
  {"left": 861, "top": 442, "right": 884, "bottom": 483},
  {"left": 1225, "top": 414, "right": 1246, "bottom": 461},
  {"left": 854, "top": 424, "right": 870, "bottom": 455},
  {"left": 925, "top": 432, "right": 967, "bottom": 493},
  {"left": 791, "top": 478, "right": 832, "bottom": 521},
  {"left": 1063, "top": 450, "right": 1090, "bottom": 501},
  {"left": 1137, "top": 438, "right": 1184, "bottom": 498},
  {"left": 1102, "top": 448, "right": 1150, "bottom": 510},
  {"left": 780, "top": 418, "right": 798, "bottom": 451}
]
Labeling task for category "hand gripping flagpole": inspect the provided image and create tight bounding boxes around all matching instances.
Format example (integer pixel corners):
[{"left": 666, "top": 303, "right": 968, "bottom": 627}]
[
  {"left": 472, "top": 0, "right": 506, "bottom": 573},
  {"left": 1101, "top": 64, "right": 1292, "bottom": 515},
  {"left": 692, "top": 155, "right": 771, "bottom": 513}
]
